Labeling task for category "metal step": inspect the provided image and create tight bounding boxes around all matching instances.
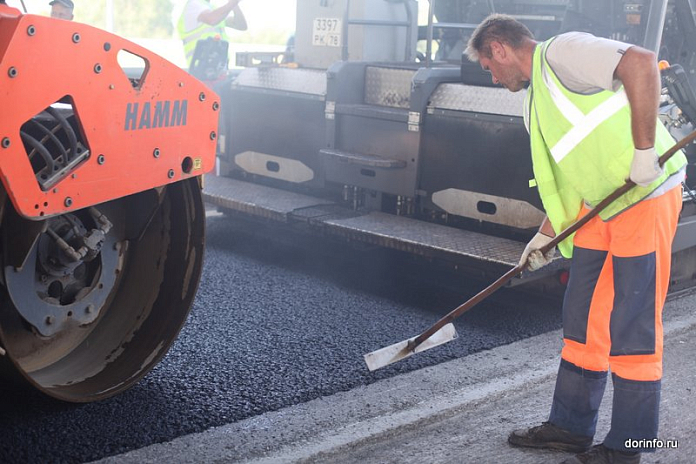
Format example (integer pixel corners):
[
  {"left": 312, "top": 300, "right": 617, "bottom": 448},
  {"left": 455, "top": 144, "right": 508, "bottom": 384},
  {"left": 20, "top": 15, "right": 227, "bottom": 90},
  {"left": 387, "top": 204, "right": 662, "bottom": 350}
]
[
  {"left": 319, "top": 148, "right": 407, "bottom": 169},
  {"left": 203, "top": 175, "right": 334, "bottom": 223},
  {"left": 202, "top": 175, "right": 566, "bottom": 284}
]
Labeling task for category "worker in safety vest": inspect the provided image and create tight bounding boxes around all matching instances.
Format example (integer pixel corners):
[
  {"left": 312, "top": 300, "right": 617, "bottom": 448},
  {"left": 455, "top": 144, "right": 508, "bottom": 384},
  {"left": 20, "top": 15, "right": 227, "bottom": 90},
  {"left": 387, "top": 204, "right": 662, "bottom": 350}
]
[
  {"left": 466, "top": 14, "right": 686, "bottom": 464},
  {"left": 177, "top": 0, "right": 248, "bottom": 67}
]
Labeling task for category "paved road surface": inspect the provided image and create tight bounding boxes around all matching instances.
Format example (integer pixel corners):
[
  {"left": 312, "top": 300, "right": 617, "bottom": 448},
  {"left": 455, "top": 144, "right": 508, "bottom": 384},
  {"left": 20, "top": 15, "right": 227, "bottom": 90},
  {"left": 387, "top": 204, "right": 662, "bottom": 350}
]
[{"left": 0, "top": 213, "right": 562, "bottom": 463}]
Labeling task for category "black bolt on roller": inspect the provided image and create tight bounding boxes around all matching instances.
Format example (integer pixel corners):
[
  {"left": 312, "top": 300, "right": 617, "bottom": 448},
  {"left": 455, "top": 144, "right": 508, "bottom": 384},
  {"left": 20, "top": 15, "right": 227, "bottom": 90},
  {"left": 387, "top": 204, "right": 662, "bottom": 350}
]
[
  {"left": 212, "top": 102, "right": 220, "bottom": 111},
  {"left": 167, "top": 169, "right": 175, "bottom": 179},
  {"left": 8, "top": 67, "right": 17, "bottom": 78},
  {"left": 72, "top": 33, "right": 81, "bottom": 43},
  {"left": 94, "top": 64, "right": 102, "bottom": 74},
  {"left": 210, "top": 131, "right": 217, "bottom": 140},
  {"left": 153, "top": 148, "right": 160, "bottom": 158},
  {"left": 97, "top": 154, "right": 105, "bottom": 165},
  {"left": 1, "top": 138, "right": 10, "bottom": 148},
  {"left": 27, "top": 25, "right": 36, "bottom": 36},
  {"left": 199, "top": 92, "right": 206, "bottom": 102},
  {"left": 64, "top": 197, "right": 73, "bottom": 207}
]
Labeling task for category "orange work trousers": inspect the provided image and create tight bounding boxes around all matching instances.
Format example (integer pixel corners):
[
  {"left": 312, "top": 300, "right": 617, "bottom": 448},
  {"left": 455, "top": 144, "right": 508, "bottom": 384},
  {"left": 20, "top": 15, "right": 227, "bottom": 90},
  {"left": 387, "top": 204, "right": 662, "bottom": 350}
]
[
  {"left": 548, "top": 186, "right": 682, "bottom": 449},
  {"left": 560, "top": 185, "right": 682, "bottom": 381}
]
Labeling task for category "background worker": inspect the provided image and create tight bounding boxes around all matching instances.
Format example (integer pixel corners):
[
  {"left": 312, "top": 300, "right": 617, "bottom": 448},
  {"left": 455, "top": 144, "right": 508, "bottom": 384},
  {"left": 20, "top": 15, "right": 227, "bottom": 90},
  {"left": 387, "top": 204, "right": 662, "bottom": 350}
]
[
  {"left": 49, "top": 0, "right": 73, "bottom": 20},
  {"left": 466, "top": 14, "right": 686, "bottom": 464},
  {"left": 178, "top": 0, "right": 248, "bottom": 67}
]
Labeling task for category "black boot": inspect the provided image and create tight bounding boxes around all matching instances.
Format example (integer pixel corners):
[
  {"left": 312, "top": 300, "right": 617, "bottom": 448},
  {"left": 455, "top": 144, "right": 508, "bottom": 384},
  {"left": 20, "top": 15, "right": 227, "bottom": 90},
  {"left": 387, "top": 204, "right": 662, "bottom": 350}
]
[{"left": 509, "top": 421, "right": 593, "bottom": 453}]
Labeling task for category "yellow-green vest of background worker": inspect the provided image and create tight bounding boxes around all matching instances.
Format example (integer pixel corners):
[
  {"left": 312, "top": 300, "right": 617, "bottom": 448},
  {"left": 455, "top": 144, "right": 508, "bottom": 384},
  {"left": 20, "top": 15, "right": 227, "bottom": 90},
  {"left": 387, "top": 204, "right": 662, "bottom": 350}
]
[
  {"left": 525, "top": 38, "right": 687, "bottom": 259},
  {"left": 178, "top": 0, "right": 248, "bottom": 67}
]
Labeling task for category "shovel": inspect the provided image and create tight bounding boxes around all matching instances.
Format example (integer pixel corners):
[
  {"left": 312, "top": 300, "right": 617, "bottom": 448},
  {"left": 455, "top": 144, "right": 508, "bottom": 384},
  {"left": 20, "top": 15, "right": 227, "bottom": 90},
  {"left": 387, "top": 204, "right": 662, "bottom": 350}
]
[{"left": 364, "top": 129, "right": 696, "bottom": 371}]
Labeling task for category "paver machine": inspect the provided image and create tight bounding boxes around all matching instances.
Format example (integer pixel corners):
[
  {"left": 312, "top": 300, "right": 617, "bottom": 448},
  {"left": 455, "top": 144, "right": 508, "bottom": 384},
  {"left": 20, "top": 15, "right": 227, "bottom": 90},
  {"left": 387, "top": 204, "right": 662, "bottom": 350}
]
[
  {"left": 206, "top": 0, "right": 696, "bottom": 293},
  {"left": 0, "top": 4, "right": 218, "bottom": 401}
]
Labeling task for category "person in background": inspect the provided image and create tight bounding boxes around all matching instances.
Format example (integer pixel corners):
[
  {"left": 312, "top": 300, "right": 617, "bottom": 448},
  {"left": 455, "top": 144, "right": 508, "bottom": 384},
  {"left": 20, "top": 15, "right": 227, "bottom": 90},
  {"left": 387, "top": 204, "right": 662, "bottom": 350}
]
[
  {"left": 178, "top": 0, "right": 247, "bottom": 67},
  {"left": 49, "top": 0, "right": 74, "bottom": 20}
]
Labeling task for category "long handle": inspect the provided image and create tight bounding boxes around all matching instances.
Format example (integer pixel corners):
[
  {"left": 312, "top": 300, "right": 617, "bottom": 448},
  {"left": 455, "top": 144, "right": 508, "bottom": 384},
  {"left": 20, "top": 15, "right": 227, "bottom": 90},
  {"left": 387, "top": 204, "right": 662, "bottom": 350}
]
[{"left": 408, "top": 129, "right": 696, "bottom": 352}]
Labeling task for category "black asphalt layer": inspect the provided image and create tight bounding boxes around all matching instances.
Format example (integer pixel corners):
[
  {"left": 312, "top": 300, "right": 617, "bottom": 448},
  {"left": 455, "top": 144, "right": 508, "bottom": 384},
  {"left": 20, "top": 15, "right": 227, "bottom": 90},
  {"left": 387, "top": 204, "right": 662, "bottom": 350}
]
[{"left": 0, "top": 214, "right": 562, "bottom": 464}]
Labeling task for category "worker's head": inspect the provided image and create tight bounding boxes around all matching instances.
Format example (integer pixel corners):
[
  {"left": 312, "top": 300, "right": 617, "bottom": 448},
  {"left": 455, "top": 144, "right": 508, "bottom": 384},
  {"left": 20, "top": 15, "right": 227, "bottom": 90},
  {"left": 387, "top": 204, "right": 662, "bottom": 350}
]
[
  {"left": 49, "top": 0, "right": 74, "bottom": 21},
  {"left": 466, "top": 14, "right": 535, "bottom": 92}
]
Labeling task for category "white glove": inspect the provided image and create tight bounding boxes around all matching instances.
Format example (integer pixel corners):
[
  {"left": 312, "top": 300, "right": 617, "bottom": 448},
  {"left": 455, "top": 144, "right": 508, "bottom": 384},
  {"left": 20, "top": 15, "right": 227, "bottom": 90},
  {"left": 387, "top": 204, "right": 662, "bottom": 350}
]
[
  {"left": 518, "top": 232, "right": 555, "bottom": 271},
  {"left": 629, "top": 147, "right": 663, "bottom": 187}
]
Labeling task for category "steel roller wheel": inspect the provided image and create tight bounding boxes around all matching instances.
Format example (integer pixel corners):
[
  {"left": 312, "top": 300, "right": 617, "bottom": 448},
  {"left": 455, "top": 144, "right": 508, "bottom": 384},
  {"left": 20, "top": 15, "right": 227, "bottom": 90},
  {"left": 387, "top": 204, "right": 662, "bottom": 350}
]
[{"left": 0, "top": 179, "right": 205, "bottom": 402}]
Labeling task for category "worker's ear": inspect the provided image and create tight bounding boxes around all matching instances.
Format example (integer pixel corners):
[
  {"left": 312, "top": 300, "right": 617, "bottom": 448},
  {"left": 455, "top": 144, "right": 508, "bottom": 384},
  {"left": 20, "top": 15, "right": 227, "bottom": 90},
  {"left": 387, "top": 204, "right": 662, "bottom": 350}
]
[{"left": 490, "top": 41, "right": 507, "bottom": 61}]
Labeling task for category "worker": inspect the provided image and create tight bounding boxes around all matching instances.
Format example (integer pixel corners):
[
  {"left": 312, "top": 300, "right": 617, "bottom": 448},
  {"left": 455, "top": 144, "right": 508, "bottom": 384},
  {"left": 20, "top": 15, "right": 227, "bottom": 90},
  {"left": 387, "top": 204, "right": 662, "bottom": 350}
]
[
  {"left": 177, "top": 0, "right": 248, "bottom": 67},
  {"left": 49, "top": 0, "right": 74, "bottom": 20},
  {"left": 466, "top": 14, "right": 686, "bottom": 464}
]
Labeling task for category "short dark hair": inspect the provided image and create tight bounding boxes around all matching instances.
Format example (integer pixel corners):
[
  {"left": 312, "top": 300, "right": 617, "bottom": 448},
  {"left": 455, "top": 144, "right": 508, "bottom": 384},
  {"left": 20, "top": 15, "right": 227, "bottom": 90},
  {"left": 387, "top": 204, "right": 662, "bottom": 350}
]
[{"left": 466, "top": 14, "right": 534, "bottom": 61}]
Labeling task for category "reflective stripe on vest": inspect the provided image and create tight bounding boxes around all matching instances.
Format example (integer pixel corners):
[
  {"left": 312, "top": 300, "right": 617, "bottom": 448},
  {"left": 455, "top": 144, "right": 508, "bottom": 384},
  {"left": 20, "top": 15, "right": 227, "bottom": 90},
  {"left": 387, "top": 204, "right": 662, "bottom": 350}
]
[
  {"left": 527, "top": 37, "right": 688, "bottom": 258},
  {"left": 177, "top": 10, "right": 227, "bottom": 63}
]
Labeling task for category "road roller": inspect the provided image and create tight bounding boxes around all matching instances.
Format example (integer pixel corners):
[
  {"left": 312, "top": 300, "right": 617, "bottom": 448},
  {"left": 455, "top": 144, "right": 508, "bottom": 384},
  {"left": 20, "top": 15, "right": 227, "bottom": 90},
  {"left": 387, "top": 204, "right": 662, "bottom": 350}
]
[{"left": 0, "top": 4, "right": 217, "bottom": 401}]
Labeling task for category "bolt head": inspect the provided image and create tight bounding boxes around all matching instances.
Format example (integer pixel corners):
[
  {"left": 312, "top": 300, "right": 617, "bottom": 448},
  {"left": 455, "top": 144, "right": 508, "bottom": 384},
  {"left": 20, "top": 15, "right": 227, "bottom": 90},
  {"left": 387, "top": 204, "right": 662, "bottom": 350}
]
[{"left": 64, "top": 197, "right": 73, "bottom": 207}]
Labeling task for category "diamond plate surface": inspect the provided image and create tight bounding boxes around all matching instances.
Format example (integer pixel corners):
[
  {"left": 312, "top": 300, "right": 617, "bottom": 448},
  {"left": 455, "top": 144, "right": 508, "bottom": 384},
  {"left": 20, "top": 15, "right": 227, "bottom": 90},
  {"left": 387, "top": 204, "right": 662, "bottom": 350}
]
[
  {"left": 203, "top": 176, "right": 560, "bottom": 270},
  {"left": 233, "top": 68, "right": 327, "bottom": 96},
  {"left": 203, "top": 175, "right": 333, "bottom": 222},
  {"left": 365, "top": 67, "right": 415, "bottom": 109},
  {"left": 429, "top": 83, "right": 527, "bottom": 117},
  {"left": 322, "top": 211, "right": 525, "bottom": 266}
]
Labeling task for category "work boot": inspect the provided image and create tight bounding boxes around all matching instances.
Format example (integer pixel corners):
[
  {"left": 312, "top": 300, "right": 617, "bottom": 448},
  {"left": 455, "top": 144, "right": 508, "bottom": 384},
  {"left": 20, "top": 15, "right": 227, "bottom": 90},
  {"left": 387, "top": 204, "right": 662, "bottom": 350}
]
[
  {"left": 508, "top": 421, "right": 592, "bottom": 453},
  {"left": 560, "top": 444, "right": 641, "bottom": 464}
]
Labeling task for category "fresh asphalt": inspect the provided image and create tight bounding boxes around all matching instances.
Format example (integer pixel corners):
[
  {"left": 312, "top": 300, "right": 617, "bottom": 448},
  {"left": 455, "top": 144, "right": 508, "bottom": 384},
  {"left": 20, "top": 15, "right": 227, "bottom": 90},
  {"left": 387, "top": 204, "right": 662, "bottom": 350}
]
[
  {"left": 101, "top": 291, "right": 696, "bottom": 464},
  {"left": 2, "top": 211, "right": 569, "bottom": 463}
]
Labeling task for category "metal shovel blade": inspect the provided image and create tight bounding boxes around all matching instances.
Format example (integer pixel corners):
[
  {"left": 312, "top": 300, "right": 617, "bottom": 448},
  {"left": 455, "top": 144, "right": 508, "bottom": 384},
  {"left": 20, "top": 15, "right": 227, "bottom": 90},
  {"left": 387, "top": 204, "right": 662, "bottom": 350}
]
[{"left": 364, "top": 323, "right": 458, "bottom": 371}]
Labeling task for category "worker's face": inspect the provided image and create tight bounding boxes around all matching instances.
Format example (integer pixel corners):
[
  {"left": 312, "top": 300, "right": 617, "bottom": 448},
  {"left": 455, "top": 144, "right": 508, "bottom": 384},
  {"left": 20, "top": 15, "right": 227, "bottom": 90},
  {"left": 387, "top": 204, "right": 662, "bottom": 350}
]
[
  {"left": 51, "top": 5, "right": 74, "bottom": 20},
  {"left": 479, "top": 41, "right": 528, "bottom": 92}
]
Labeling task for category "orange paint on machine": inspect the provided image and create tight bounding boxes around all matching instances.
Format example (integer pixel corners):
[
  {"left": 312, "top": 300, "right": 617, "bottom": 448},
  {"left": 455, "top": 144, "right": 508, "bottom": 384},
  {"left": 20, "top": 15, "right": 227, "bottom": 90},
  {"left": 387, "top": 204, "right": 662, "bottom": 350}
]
[{"left": 0, "top": 5, "right": 218, "bottom": 219}]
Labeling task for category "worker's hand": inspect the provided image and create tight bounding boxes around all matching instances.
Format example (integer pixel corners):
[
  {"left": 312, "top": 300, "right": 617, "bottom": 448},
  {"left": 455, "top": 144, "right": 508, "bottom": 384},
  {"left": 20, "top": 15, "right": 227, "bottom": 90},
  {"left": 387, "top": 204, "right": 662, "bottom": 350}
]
[
  {"left": 518, "top": 231, "right": 555, "bottom": 271},
  {"left": 630, "top": 147, "right": 663, "bottom": 187}
]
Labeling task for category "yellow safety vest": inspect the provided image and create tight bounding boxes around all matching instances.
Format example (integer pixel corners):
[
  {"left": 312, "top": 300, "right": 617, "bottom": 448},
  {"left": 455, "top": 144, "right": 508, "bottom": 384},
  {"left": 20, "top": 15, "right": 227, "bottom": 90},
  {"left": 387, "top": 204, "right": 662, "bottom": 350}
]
[
  {"left": 177, "top": 5, "right": 228, "bottom": 66},
  {"left": 525, "top": 37, "right": 687, "bottom": 258}
]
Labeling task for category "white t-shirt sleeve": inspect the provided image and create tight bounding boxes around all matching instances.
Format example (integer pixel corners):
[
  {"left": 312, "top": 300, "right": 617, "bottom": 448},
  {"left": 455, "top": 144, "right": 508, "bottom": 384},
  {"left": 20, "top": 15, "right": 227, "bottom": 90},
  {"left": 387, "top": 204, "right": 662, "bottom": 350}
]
[
  {"left": 545, "top": 32, "right": 633, "bottom": 94},
  {"left": 183, "top": 0, "right": 211, "bottom": 32}
]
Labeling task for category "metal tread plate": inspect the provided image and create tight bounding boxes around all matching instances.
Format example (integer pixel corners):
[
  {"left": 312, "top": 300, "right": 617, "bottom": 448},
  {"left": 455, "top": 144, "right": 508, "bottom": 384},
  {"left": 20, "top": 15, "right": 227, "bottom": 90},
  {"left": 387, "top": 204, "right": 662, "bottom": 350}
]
[
  {"left": 203, "top": 176, "right": 564, "bottom": 275},
  {"left": 320, "top": 210, "right": 525, "bottom": 266},
  {"left": 203, "top": 175, "right": 334, "bottom": 223},
  {"left": 319, "top": 148, "right": 407, "bottom": 168},
  {"left": 429, "top": 83, "right": 526, "bottom": 117},
  {"left": 232, "top": 67, "right": 327, "bottom": 96}
]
